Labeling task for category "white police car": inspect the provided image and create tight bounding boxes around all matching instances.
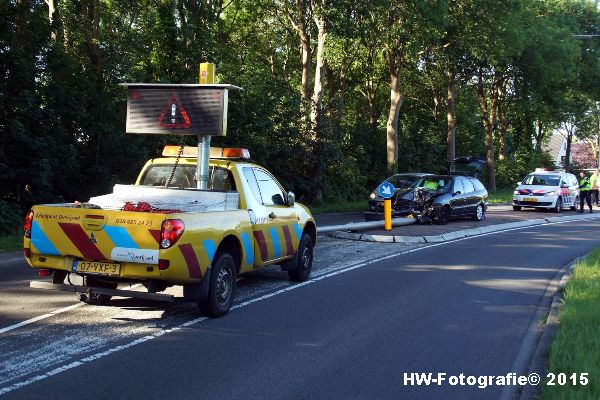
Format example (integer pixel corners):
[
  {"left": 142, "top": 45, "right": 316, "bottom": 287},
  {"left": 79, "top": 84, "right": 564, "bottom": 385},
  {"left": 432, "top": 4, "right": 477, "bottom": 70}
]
[{"left": 512, "top": 169, "right": 579, "bottom": 212}]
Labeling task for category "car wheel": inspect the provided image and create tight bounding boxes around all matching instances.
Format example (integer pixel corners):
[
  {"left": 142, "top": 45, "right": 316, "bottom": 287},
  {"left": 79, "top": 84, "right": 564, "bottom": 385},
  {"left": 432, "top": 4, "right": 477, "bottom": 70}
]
[
  {"left": 83, "top": 276, "right": 117, "bottom": 305},
  {"left": 472, "top": 204, "right": 485, "bottom": 221},
  {"left": 199, "top": 252, "right": 237, "bottom": 318},
  {"left": 288, "top": 233, "right": 314, "bottom": 282},
  {"left": 512, "top": 206, "right": 522, "bottom": 211},
  {"left": 570, "top": 196, "right": 579, "bottom": 211},
  {"left": 553, "top": 197, "right": 563, "bottom": 213},
  {"left": 434, "top": 206, "right": 449, "bottom": 225}
]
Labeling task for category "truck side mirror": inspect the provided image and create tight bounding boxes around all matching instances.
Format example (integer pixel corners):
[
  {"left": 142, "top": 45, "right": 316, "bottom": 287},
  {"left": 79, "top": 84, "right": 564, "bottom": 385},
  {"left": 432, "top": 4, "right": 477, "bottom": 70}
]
[{"left": 287, "top": 191, "right": 296, "bottom": 206}]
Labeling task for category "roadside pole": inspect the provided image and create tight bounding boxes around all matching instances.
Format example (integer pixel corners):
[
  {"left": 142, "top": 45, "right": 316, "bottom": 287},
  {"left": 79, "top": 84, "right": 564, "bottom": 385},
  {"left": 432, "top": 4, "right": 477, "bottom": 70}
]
[
  {"left": 379, "top": 181, "right": 395, "bottom": 231},
  {"left": 197, "top": 62, "right": 215, "bottom": 190},
  {"left": 384, "top": 199, "right": 392, "bottom": 231}
]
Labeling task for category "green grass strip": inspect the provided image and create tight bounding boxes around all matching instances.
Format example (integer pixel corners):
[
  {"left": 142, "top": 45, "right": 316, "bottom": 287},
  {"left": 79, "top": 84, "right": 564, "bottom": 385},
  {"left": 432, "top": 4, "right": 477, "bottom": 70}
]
[{"left": 541, "top": 247, "right": 600, "bottom": 399}]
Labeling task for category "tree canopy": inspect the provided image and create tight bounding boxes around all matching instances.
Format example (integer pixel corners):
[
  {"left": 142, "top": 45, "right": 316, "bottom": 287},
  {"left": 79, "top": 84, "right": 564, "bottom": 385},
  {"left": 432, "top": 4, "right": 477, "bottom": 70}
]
[{"left": 1, "top": 0, "right": 600, "bottom": 232}]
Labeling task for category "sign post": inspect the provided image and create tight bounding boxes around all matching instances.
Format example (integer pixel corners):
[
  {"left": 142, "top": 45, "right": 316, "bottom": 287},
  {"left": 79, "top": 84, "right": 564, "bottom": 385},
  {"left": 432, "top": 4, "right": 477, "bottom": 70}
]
[
  {"left": 121, "top": 64, "right": 241, "bottom": 191},
  {"left": 378, "top": 181, "right": 395, "bottom": 231},
  {"left": 197, "top": 63, "right": 215, "bottom": 190}
]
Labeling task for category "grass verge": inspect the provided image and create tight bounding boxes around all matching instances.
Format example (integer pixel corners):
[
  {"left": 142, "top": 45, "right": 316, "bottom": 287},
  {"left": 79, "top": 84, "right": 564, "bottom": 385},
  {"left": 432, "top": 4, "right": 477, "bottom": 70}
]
[
  {"left": 0, "top": 230, "right": 22, "bottom": 254},
  {"left": 488, "top": 188, "right": 513, "bottom": 204},
  {"left": 540, "top": 247, "right": 600, "bottom": 399}
]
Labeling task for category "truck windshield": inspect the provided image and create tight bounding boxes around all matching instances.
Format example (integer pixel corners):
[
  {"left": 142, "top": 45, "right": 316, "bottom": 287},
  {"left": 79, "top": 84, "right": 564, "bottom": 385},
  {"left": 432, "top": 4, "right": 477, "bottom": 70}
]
[{"left": 140, "top": 165, "right": 235, "bottom": 191}]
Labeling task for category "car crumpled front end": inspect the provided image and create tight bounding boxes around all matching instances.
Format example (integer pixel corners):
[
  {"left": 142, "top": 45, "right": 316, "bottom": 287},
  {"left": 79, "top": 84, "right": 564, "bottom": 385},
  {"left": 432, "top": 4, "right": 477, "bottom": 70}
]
[{"left": 394, "top": 188, "right": 445, "bottom": 224}]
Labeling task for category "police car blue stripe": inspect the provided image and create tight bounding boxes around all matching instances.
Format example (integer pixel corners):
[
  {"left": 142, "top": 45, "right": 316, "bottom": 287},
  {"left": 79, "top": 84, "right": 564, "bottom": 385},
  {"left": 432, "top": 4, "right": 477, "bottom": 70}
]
[
  {"left": 104, "top": 226, "right": 139, "bottom": 249},
  {"left": 269, "top": 227, "right": 281, "bottom": 258},
  {"left": 30, "top": 221, "right": 60, "bottom": 255},
  {"left": 240, "top": 232, "right": 254, "bottom": 265},
  {"left": 202, "top": 240, "right": 217, "bottom": 264}
]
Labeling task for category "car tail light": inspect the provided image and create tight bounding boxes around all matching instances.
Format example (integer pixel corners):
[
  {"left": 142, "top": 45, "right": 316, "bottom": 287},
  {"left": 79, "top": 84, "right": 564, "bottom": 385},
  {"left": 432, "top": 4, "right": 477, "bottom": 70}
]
[
  {"left": 38, "top": 269, "right": 50, "bottom": 277},
  {"left": 24, "top": 248, "right": 31, "bottom": 258},
  {"left": 158, "top": 259, "right": 170, "bottom": 270},
  {"left": 160, "top": 219, "right": 185, "bottom": 249},
  {"left": 24, "top": 210, "right": 34, "bottom": 238}
]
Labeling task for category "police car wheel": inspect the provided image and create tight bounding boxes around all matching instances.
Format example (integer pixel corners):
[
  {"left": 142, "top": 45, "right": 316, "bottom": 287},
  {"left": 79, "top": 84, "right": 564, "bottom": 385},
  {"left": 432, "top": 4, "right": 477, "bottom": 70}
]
[
  {"left": 288, "top": 234, "right": 313, "bottom": 283},
  {"left": 553, "top": 197, "right": 562, "bottom": 213},
  {"left": 570, "top": 196, "right": 579, "bottom": 211},
  {"left": 199, "top": 252, "right": 237, "bottom": 318},
  {"left": 513, "top": 206, "right": 522, "bottom": 211}
]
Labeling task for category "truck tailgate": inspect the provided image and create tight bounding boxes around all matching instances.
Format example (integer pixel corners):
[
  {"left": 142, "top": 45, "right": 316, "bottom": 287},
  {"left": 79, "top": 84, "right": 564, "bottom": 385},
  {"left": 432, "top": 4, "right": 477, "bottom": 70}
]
[{"left": 29, "top": 205, "right": 166, "bottom": 263}]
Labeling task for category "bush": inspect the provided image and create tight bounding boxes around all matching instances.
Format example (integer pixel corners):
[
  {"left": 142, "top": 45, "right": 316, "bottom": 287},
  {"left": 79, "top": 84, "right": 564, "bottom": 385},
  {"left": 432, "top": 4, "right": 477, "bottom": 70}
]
[
  {"left": 495, "top": 151, "right": 555, "bottom": 189},
  {"left": 0, "top": 200, "right": 24, "bottom": 236}
]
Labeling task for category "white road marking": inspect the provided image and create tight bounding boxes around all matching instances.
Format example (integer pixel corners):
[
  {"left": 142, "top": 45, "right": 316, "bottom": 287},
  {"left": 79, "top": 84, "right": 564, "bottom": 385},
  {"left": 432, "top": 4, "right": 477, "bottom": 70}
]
[
  {"left": 0, "top": 217, "right": 595, "bottom": 396},
  {"left": 0, "top": 303, "right": 85, "bottom": 335},
  {"left": 0, "top": 284, "right": 142, "bottom": 335}
]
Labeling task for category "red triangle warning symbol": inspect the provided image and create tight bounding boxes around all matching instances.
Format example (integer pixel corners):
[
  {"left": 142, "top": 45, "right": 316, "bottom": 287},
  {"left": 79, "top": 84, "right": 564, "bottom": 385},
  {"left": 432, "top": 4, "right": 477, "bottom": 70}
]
[{"left": 157, "top": 93, "right": 192, "bottom": 128}]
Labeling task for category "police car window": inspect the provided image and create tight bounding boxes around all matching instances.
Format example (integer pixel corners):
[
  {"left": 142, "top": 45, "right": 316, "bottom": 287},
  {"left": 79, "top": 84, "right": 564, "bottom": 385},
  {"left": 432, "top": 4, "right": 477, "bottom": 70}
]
[
  {"left": 253, "top": 168, "right": 286, "bottom": 206},
  {"left": 462, "top": 178, "right": 475, "bottom": 193},
  {"left": 524, "top": 174, "right": 560, "bottom": 186},
  {"left": 242, "top": 167, "right": 262, "bottom": 203}
]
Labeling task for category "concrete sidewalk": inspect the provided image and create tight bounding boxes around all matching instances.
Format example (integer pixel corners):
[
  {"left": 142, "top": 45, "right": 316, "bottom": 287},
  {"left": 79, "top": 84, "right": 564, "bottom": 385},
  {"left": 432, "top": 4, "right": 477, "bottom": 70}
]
[{"left": 330, "top": 205, "right": 600, "bottom": 243}]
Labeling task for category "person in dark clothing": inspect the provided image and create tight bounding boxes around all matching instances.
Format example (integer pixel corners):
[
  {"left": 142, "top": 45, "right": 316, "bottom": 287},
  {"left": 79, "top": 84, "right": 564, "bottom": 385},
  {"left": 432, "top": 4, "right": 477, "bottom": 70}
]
[{"left": 578, "top": 172, "right": 593, "bottom": 213}]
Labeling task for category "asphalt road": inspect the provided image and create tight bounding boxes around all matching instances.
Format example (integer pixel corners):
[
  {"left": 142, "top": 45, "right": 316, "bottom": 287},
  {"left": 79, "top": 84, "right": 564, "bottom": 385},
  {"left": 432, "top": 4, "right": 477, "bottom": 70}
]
[{"left": 1, "top": 217, "right": 599, "bottom": 399}]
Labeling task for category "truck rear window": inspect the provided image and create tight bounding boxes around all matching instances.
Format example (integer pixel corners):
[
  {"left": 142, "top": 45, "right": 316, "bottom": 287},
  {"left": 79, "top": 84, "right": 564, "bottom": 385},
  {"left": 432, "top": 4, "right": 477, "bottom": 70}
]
[{"left": 140, "top": 165, "right": 235, "bottom": 191}]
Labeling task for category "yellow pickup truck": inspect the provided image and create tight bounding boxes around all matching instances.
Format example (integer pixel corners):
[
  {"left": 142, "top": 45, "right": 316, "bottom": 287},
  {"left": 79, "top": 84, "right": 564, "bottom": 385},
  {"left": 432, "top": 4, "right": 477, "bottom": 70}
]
[{"left": 23, "top": 146, "right": 316, "bottom": 317}]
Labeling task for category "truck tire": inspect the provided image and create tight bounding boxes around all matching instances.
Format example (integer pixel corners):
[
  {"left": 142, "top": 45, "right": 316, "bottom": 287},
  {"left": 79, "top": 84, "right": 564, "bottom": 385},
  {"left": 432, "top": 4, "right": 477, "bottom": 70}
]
[
  {"left": 288, "top": 233, "right": 314, "bottom": 283},
  {"left": 83, "top": 276, "right": 117, "bottom": 305},
  {"left": 199, "top": 252, "right": 237, "bottom": 317}
]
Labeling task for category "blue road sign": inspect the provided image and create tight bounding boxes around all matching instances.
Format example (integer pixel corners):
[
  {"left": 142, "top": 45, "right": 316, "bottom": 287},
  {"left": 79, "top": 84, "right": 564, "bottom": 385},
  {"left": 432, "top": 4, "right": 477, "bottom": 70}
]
[{"left": 379, "top": 181, "right": 395, "bottom": 199}]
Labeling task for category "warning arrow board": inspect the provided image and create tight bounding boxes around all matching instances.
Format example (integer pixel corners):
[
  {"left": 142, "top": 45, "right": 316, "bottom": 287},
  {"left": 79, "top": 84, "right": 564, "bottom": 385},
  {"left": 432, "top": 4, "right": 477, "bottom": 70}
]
[{"left": 156, "top": 93, "right": 191, "bottom": 129}]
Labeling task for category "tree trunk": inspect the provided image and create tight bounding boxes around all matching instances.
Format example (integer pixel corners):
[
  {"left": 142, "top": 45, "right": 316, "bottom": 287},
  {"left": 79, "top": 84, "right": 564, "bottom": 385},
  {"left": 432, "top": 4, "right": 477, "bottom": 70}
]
[
  {"left": 565, "top": 132, "right": 573, "bottom": 172},
  {"left": 284, "top": 0, "right": 312, "bottom": 123},
  {"left": 476, "top": 68, "right": 497, "bottom": 192},
  {"left": 309, "top": 15, "right": 326, "bottom": 140},
  {"left": 535, "top": 121, "right": 544, "bottom": 152},
  {"left": 386, "top": 72, "right": 403, "bottom": 173},
  {"left": 308, "top": 6, "right": 327, "bottom": 201},
  {"left": 45, "top": 0, "right": 60, "bottom": 42},
  {"left": 446, "top": 70, "right": 456, "bottom": 162},
  {"left": 497, "top": 105, "right": 508, "bottom": 161}
]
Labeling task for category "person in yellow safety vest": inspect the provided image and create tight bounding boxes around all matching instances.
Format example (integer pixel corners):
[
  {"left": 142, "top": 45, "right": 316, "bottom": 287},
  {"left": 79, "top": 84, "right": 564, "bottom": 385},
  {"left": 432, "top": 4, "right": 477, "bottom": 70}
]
[
  {"left": 578, "top": 171, "right": 593, "bottom": 213},
  {"left": 590, "top": 169, "right": 600, "bottom": 207}
]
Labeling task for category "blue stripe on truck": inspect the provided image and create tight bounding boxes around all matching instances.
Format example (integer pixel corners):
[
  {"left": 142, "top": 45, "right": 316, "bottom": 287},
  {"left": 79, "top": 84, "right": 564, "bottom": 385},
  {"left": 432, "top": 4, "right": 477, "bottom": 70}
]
[{"left": 30, "top": 221, "right": 60, "bottom": 255}]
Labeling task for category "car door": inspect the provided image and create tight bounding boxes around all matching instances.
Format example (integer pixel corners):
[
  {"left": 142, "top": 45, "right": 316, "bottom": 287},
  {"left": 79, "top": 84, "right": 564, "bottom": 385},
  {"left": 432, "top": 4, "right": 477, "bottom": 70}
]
[
  {"left": 449, "top": 178, "right": 466, "bottom": 215},
  {"left": 461, "top": 177, "right": 478, "bottom": 214},
  {"left": 245, "top": 167, "right": 299, "bottom": 266}
]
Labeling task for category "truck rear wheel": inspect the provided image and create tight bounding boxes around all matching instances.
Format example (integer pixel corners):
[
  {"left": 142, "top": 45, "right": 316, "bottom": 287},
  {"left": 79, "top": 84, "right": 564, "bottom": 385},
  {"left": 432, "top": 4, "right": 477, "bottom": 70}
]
[
  {"left": 288, "top": 233, "right": 314, "bottom": 283},
  {"left": 199, "top": 252, "right": 237, "bottom": 317}
]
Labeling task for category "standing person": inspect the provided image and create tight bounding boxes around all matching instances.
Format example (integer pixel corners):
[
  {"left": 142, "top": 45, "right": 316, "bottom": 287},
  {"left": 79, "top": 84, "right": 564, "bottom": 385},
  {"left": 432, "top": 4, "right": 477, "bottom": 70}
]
[
  {"left": 592, "top": 170, "right": 600, "bottom": 207},
  {"left": 578, "top": 171, "right": 593, "bottom": 213}
]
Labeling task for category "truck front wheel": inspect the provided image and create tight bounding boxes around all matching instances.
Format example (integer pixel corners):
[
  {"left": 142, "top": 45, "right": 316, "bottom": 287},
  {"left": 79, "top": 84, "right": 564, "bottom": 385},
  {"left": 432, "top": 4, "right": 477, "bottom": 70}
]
[
  {"left": 288, "top": 233, "right": 314, "bottom": 283},
  {"left": 199, "top": 252, "right": 237, "bottom": 317}
]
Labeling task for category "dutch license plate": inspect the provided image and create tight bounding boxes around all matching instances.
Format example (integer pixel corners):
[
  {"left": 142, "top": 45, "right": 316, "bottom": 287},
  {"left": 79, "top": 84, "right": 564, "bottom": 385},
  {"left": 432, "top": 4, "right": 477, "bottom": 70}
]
[
  {"left": 75, "top": 261, "right": 121, "bottom": 276},
  {"left": 524, "top": 197, "right": 537, "bottom": 203}
]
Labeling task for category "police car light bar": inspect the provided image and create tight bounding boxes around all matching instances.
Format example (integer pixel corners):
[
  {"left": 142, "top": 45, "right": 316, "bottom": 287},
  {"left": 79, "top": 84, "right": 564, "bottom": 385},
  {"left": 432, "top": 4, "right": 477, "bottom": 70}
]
[{"left": 162, "top": 146, "right": 250, "bottom": 159}]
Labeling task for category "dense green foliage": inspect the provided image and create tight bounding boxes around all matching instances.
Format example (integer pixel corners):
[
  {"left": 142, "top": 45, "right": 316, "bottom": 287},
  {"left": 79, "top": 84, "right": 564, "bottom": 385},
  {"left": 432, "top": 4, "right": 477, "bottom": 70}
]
[{"left": 1, "top": 0, "right": 600, "bottom": 234}]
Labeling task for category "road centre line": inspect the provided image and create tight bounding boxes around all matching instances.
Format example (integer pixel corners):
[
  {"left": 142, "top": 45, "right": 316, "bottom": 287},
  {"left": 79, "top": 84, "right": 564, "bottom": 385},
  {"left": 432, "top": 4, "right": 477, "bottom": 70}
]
[{"left": 0, "top": 217, "right": 594, "bottom": 396}]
